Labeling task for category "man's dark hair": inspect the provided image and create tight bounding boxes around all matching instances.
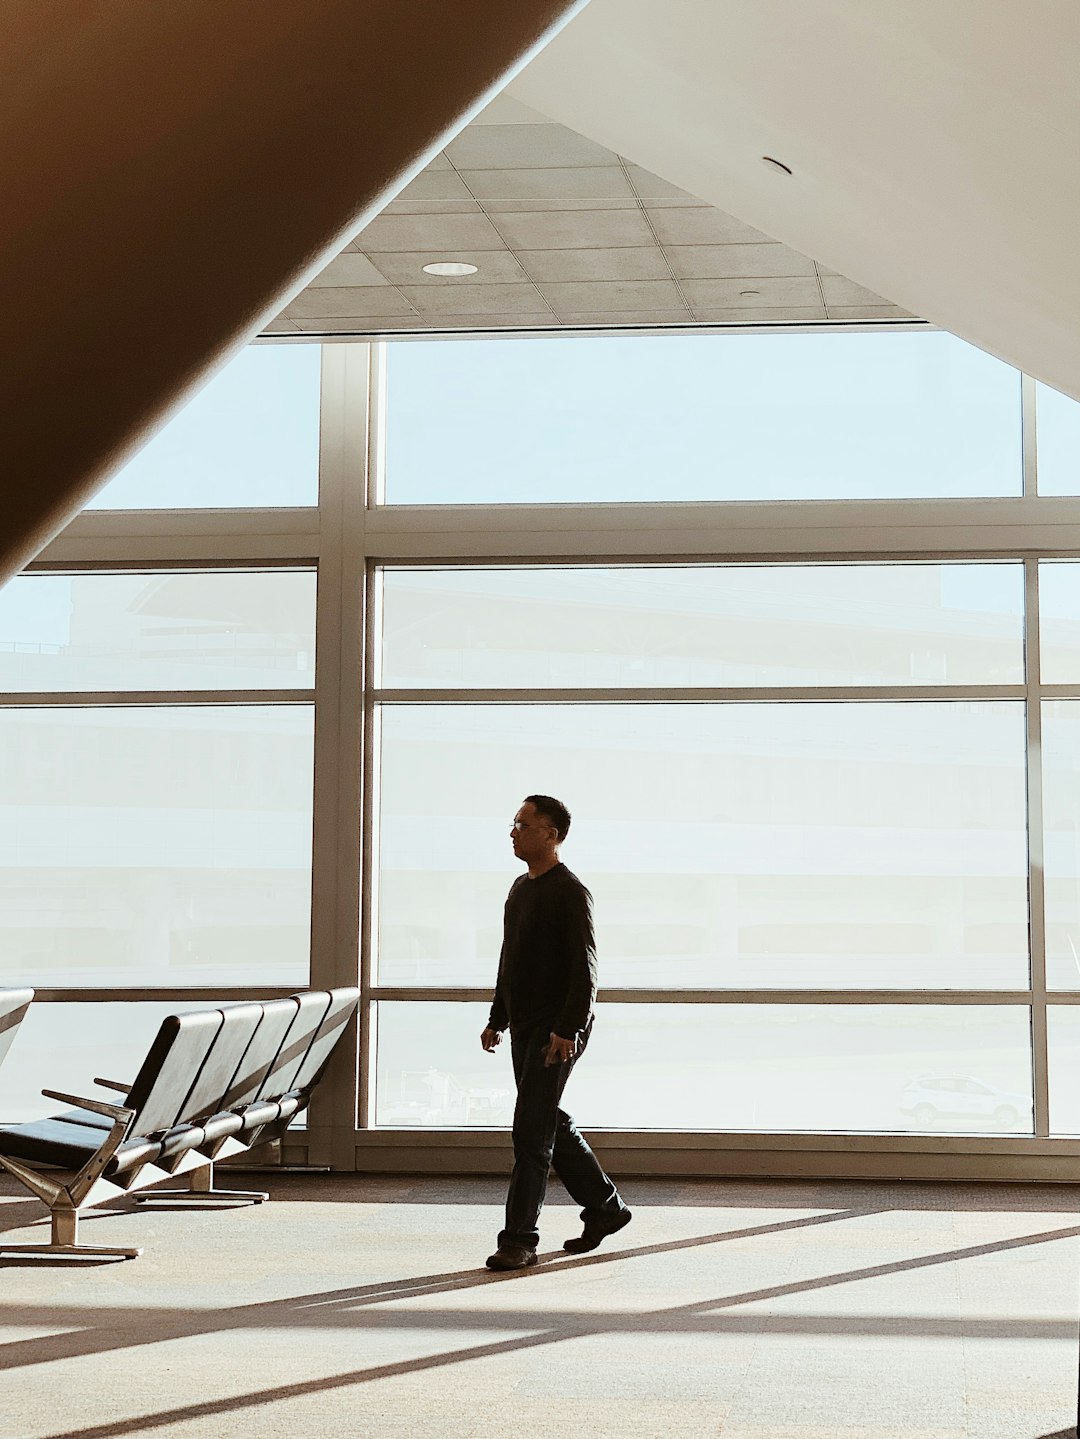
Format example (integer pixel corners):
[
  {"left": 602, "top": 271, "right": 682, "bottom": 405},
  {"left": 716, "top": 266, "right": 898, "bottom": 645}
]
[{"left": 524, "top": 794, "right": 571, "bottom": 842}]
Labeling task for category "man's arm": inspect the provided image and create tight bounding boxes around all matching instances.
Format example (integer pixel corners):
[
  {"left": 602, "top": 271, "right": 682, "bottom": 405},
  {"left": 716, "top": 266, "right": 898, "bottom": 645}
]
[
  {"left": 552, "top": 882, "right": 597, "bottom": 1040},
  {"left": 482, "top": 939, "right": 510, "bottom": 1051}
]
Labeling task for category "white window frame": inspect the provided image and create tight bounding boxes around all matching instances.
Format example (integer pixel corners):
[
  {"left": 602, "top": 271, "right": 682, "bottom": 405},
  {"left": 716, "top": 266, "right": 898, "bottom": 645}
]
[{"left": 20, "top": 335, "right": 1080, "bottom": 1181}]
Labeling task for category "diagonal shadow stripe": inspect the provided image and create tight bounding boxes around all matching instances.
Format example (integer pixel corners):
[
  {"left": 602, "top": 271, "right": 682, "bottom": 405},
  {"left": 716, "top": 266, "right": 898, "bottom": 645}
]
[
  {"left": 38, "top": 1328, "right": 577, "bottom": 1439},
  {"left": 681, "top": 1221, "right": 1080, "bottom": 1316},
  {"left": 3, "top": 1209, "right": 1079, "bottom": 1380},
  {"left": 0, "top": 1197, "right": 54, "bottom": 1235},
  {"left": 291, "top": 1205, "right": 872, "bottom": 1312},
  {"left": 33, "top": 1306, "right": 1080, "bottom": 1439},
  {"left": 0, "top": 1206, "right": 869, "bottom": 1371}
]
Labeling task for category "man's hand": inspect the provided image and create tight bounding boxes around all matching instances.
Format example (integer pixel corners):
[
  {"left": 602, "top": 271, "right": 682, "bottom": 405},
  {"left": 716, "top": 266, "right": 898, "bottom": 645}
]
[
  {"left": 480, "top": 1027, "right": 503, "bottom": 1053},
  {"left": 543, "top": 1032, "right": 575, "bottom": 1067}
]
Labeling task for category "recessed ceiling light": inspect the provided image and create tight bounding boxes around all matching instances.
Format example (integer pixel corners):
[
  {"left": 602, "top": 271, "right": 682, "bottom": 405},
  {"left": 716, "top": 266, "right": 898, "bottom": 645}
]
[
  {"left": 421, "top": 261, "right": 478, "bottom": 277},
  {"left": 761, "top": 155, "right": 793, "bottom": 176},
  {"left": 739, "top": 289, "right": 761, "bottom": 298}
]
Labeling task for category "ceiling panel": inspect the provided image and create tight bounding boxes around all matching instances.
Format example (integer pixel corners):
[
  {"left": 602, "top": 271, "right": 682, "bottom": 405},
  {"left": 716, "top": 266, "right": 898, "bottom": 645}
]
[
  {"left": 492, "top": 207, "right": 654, "bottom": 249},
  {"left": 352, "top": 211, "right": 510, "bottom": 253},
  {"left": 645, "top": 208, "right": 773, "bottom": 247},
  {"left": 459, "top": 166, "right": 636, "bottom": 202},
  {"left": 397, "top": 282, "right": 550, "bottom": 317},
  {"left": 306, "top": 253, "right": 391, "bottom": 288},
  {"left": 285, "top": 286, "right": 414, "bottom": 319},
  {"left": 680, "top": 276, "right": 823, "bottom": 309},
  {"left": 266, "top": 104, "right": 910, "bottom": 337},
  {"left": 370, "top": 249, "right": 529, "bottom": 286},
  {"left": 664, "top": 243, "right": 817, "bottom": 280},
  {"left": 517, "top": 247, "right": 671, "bottom": 282},
  {"left": 539, "top": 278, "right": 686, "bottom": 315}
]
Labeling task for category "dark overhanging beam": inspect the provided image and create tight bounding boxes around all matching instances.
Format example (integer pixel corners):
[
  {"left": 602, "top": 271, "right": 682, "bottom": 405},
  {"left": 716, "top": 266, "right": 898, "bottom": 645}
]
[{"left": 0, "top": 0, "right": 588, "bottom": 582}]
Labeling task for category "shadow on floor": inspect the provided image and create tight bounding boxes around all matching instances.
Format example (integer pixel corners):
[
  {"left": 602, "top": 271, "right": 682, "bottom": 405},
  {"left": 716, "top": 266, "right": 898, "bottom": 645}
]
[
  {"left": 1, "top": 1203, "right": 1078, "bottom": 1439},
  {"left": 248, "top": 1170, "right": 1080, "bottom": 1214},
  {"left": 7, "top": 1170, "right": 1080, "bottom": 1219},
  {"left": 2, "top": 1169, "right": 1079, "bottom": 1437},
  {"left": 0, "top": 1197, "right": 49, "bottom": 1234},
  {"left": 30, "top": 1289, "right": 1080, "bottom": 1439}
]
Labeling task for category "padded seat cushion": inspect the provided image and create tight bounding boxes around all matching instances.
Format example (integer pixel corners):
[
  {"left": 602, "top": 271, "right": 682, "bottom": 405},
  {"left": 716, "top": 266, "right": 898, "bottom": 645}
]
[
  {"left": 0, "top": 1119, "right": 160, "bottom": 1175},
  {"left": 0, "top": 1118, "right": 104, "bottom": 1170},
  {"left": 55, "top": 1108, "right": 113, "bottom": 1132}
]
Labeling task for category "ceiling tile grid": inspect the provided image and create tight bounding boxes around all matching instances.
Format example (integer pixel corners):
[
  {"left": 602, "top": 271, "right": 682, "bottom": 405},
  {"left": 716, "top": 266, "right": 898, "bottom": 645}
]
[{"left": 266, "top": 105, "right": 912, "bottom": 336}]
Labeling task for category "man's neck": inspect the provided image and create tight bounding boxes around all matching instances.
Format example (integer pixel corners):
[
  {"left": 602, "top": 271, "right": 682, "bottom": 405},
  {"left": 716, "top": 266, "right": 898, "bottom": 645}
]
[{"left": 526, "top": 854, "right": 560, "bottom": 880}]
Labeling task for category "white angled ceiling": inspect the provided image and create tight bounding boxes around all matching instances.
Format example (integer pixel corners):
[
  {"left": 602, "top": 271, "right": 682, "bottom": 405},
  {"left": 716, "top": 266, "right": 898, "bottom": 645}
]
[
  {"left": 265, "top": 95, "right": 910, "bottom": 335},
  {"left": 506, "top": 0, "right": 1080, "bottom": 399}
]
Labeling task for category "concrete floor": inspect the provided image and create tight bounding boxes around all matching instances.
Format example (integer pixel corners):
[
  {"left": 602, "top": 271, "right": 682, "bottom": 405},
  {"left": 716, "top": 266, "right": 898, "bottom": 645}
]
[{"left": 0, "top": 1170, "right": 1078, "bottom": 1439}]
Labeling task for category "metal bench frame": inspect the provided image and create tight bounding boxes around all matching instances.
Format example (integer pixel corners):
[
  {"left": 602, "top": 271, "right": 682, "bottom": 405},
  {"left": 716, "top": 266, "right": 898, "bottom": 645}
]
[{"left": 0, "top": 987, "right": 358, "bottom": 1261}]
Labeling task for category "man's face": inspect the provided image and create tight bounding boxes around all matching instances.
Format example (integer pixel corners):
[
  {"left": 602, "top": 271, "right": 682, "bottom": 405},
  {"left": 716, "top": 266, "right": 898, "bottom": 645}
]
[{"left": 510, "top": 802, "right": 556, "bottom": 865}]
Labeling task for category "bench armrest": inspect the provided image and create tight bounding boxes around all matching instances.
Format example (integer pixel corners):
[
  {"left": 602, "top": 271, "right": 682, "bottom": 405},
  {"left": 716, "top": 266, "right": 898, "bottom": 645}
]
[
  {"left": 41, "top": 1088, "right": 133, "bottom": 1122},
  {"left": 93, "top": 1078, "right": 131, "bottom": 1094}
]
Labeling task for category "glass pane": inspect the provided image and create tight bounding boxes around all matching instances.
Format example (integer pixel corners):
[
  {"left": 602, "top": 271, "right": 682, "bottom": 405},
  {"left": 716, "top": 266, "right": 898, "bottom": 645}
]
[
  {"left": 0, "top": 1002, "right": 201, "bottom": 1122},
  {"left": 1042, "top": 701, "right": 1080, "bottom": 987},
  {"left": 0, "top": 707, "right": 313, "bottom": 988},
  {"left": 380, "top": 564, "right": 1025, "bottom": 688},
  {"left": 86, "top": 344, "right": 321, "bottom": 509},
  {"left": 1048, "top": 1007, "right": 1080, "bottom": 1134},
  {"left": 1035, "top": 381, "right": 1080, "bottom": 495},
  {"left": 0, "top": 571, "right": 316, "bottom": 692},
  {"left": 375, "top": 1001, "right": 1033, "bottom": 1133},
  {"left": 1038, "top": 562, "right": 1080, "bottom": 683},
  {"left": 382, "top": 331, "right": 1021, "bottom": 504},
  {"left": 377, "top": 702, "right": 1028, "bottom": 989}
]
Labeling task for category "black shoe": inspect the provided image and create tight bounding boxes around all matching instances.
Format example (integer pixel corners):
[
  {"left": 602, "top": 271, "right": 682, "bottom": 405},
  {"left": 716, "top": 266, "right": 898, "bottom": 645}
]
[
  {"left": 562, "top": 1207, "right": 633, "bottom": 1254},
  {"left": 485, "top": 1244, "right": 539, "bottom": 1271}
]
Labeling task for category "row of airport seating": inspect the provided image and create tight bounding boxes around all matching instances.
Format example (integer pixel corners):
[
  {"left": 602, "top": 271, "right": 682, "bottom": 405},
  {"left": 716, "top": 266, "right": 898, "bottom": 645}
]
[{"left": 0, "top": 986, "right": 359, "bottom": 1259}]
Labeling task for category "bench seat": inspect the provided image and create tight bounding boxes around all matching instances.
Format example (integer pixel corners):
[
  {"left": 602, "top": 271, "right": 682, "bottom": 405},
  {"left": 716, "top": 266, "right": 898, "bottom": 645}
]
[
  {"left": 0, "top": 1118, "right": 162, "bottom": 1174},
  {"left": 0, "top": 987, "right": 359, "bottom": 1260}
]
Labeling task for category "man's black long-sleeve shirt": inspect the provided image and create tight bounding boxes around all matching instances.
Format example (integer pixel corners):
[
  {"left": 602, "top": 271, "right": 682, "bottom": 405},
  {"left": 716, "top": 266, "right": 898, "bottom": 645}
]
[{"left": 487, "top": 863, "right": 596, "bottom": 1038}]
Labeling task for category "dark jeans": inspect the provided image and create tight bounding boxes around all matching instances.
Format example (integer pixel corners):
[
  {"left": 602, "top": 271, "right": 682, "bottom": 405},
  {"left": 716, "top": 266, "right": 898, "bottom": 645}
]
[{"left": 499, "top": 1018, "right": 627, "bottom": 1251}]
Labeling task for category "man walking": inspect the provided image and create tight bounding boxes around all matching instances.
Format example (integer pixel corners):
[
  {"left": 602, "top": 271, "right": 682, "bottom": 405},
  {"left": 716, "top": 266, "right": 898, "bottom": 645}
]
[{"left": 480, "top": 794, "right": 631, "bottom": 1271}]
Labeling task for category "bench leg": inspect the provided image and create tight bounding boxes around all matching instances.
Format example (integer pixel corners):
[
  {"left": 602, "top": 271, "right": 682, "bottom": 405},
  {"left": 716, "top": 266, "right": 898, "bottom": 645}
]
[
  {"left": 0, "top": 1205, "right": 141, "bottom": 1261},
  {"left": 134, "top": 1161, "right": 268, "bottom": 1206}
]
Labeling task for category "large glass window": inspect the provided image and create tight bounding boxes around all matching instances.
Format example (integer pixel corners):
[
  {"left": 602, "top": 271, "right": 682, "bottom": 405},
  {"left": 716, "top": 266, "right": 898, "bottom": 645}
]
[
  {"left": 1034, "top": 381, "right": 1080, "bottom": 496},
  {"left": 1042, "top": 701, "right": 1080, "bottom": 989},
  {"left": 20, "top": 328, "right": 1080, "bottom": 1163},
  {"left": 2, "top": 1002, "right": 203, "bottom": 1122},
  {"left": 382, "top": 331, "right": 1022, "bottom": 504},
  {"left": 1038, "top": 562, "right": 1080, "bottom": 683},
  {"left": 0, "top": 706, "right": 314, "bottom": 989},
  {"left": 378, "top": 699, "right": 1028, "bottom": 991},
  {"left": 380, "top": 564, "right": 1025, "bottom": 689},
  {"left": 1048, "top": 1007, "right": 1080, "bottom": 1133},
  {"left": 0, "top": 566, "right": 317, "bottom": 991},
  {"left": 88, "top": 344, "right": 321, "bottom": 509},
  {"left": 372, "top": 543, "right": 1049, "bottom": 1141},
  {"left": 0, "top": 570, "right": 316, "bottom": 691},
  {"left": 375, "top": 1001, "right": 1033, "bottom": 1134}
]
